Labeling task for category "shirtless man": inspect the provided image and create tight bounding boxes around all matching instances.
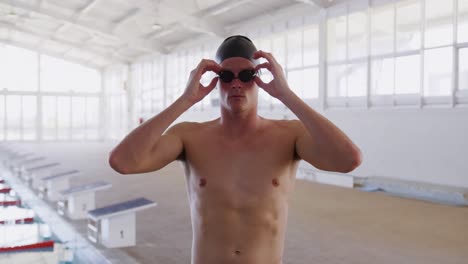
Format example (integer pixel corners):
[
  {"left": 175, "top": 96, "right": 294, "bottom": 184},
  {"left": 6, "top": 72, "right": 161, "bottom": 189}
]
[{"left": 109, "top": 35, "right": 362, "bottom": 264}]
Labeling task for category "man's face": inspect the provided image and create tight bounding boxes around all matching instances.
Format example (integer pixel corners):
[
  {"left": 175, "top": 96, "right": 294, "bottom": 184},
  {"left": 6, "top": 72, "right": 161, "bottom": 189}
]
[{"left": 218, "top": 57, "right": 258, "bottom": 113}]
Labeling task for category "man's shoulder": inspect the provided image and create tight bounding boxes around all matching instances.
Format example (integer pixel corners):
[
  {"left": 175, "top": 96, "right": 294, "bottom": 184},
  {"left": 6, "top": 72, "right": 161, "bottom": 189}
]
[{"left": 262, "top": 117, "right": 301, "bottom": 130}]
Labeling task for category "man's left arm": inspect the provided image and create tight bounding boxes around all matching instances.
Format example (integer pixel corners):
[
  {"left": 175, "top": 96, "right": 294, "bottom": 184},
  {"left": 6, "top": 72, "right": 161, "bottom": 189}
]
[
  {"left": 253, "top": 50, "right": 362, "bottom": 173},
  {"left": 283, "top": 92, "right": 361, "bottom": 173}
]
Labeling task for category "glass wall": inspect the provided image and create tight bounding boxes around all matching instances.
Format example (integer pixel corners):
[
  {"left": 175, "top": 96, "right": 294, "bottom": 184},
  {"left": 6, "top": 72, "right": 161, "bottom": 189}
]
[
  {"left": 326, "top": 0, "right": 468, "bottom": 107},
  {"left": 0, "top": 44, "right": 101, "bottom": 141},
  {"left": 103, "top": 65, "right": 128, "bottom": 140}
]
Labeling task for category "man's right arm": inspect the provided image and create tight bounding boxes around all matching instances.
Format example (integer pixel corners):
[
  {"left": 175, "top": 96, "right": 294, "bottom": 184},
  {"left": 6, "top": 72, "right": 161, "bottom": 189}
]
[{"left": 108, "top": 59, "right": 220, "bottom": 174}]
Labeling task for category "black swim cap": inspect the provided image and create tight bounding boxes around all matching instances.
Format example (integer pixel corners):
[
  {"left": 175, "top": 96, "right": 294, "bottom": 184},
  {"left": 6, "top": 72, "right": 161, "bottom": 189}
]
[{"left": 215, "top": 35, "right": 258, "bottom": 64}]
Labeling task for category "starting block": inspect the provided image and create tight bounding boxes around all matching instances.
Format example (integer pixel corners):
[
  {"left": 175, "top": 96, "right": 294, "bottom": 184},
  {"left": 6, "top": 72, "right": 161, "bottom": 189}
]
[
  {"left": 87, "top": 197, "right": 156, "bottom": 248},
  {"left": 39, "top": 170, "right": 80, "bottom": 201},
  {"left": 58, "top": 181, "right": 112, "bottom": 220}
]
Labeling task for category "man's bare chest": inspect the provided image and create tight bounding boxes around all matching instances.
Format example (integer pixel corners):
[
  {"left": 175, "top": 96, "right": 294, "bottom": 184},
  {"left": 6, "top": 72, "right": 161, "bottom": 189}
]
[{"left": 181, "top": 132, "right": 298, "bottom": 203}]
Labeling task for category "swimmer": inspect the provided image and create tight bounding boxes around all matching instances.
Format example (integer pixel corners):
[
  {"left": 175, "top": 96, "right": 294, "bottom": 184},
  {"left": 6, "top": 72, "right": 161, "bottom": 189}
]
[{"left": 109, "top": 35, "right": 362, "bottom": 264}]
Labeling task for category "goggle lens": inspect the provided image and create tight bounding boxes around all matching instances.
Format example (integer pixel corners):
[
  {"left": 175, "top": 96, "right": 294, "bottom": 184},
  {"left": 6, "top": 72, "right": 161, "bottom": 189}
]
[{"left": 218, "top": 69, "right": 257, "bottom": 83}]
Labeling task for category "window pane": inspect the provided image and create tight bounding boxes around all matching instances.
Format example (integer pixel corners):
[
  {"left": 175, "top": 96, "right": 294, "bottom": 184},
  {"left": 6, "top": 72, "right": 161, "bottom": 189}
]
[
  {"left": 141, "top": 90, "right": 152, "bottom": 113},
  {"left": 41, "top": 55, "right": 100, "bottom": 93},
  {"left": 459, "top": 0, "right": 468, "bottom": 43},
  {"left": 72, "top": 97, "right": 86, "bottom": 140},
  {"left": 303, "top": 26, "right": 319, "bottom": 66},
  {"left": 42, "top": 96, "right": 57, "bottom": 140},
  {"left": 327, "top": 65, "right": 347, "bottom": 97},
  {"left": 287, "top": 70, "right": 303, "bottom": 97},
  {"left": 347, "top": 63, "right": 367, "bottom": 97},
  {"left": 348, "top": 11, "right": 367, "bottom": 59},
  {"left": 57, "top": 96, "right": 71, "bottom": 140},
  {"left": 258, "top": 85, "right": 271, "bottom": 109},
  {"left": 22, "top": 96, "right": 37, "bottom": 140},
  {"left": 303, "top": 68, "right": 319, "bottom": 99},
  {"left": 153, "top": 88, "right": 164, "bottom": 111},
  {"left": 459, "top": 48, "right": 468, "bottom": 90},
  {"left": 396, "top": 0, "right": 421, "bottom": 52},
  {"left": 371, "top": 4, "right": 394, "bottom": 55},
  {"left": 257, "top": 38, "right": 272, "bottom": 52},
  {"left": 287, "top": 30, "right": 302, "bottom": 69},
  {"left": 272, "top": 35, "right": 286, "bottom": 67},
  {"left": 372, "top": 57, "right": 394, "bottom": 95},
  {"left": 0, "top": 45, "right": 38, "bottom": 91},
  {"left": 424, "top": 47, "right": 453, "bottom": 96},
  {"left": 109, "top": 96, "right": 119, "bottom": 139},
  {"left": 425, "top": 0, "right": 453, "bottom": 48},
  {"left": 86, "top": 97, "right": 99, "bottom": 140},
  {"left": 6, "top": 95, "right": 21, "bottom": 140},
  {"left": 327, "top": 16, "right": 347, "bottom": 61},
  {"left": 0, "top": 95, "right": 4, "bottom": 140},
  {"left": 396, "top": 54, "right": 421, "bottom": 94}
]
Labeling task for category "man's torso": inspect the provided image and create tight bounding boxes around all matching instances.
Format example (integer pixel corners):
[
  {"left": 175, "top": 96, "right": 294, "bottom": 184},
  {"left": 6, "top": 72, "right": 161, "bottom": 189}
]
[{"left": 177, "top": 118, "right": 300, "bottom": 264}]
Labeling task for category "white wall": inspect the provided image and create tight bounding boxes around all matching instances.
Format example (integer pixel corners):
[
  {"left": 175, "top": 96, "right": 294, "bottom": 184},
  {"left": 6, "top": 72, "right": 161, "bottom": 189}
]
[{"left": 319, "top": 107, "right": 468, "bottom": 188}]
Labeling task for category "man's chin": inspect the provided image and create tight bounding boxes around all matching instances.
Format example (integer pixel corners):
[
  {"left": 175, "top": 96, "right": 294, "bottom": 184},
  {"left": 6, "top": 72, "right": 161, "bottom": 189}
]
[{"left": 227, "top": 103, "right": 248, "bottom": 113}]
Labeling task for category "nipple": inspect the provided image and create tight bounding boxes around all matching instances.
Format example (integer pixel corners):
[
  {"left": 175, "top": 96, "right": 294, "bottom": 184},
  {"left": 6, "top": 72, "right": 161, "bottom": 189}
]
[
  {"left": 234, "top": 250, "right": 241, "bottom": 255},
  {"left": 199, "top": 178, "right": 207, "bottom": 187},
  {"left": 272, "top": 178, "right": 279, "bottom": 187}
]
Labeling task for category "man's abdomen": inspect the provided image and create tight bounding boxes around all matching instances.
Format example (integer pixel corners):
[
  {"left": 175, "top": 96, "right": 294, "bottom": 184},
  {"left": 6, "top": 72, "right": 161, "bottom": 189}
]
[{"left": 190, "top": 201, "right": 287, "bottom": 264}]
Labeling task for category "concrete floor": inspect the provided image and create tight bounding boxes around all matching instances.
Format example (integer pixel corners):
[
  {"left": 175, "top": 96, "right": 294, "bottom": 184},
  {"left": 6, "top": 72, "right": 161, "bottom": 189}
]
[{"left": 5, "top": 141, "right": 468, "bottom": 264}]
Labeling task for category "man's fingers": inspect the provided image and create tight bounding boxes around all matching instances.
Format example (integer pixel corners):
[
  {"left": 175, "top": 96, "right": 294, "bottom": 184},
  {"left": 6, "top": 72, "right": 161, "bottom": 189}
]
[
  {"left": 202, "top": 64, "right": 222, "bottom": 75},
  {"left": 197, "top": 59, "right": 221, "bottom": 76},
  {"left": 253, "top": 50, "right": 277, "bottom": 65}
]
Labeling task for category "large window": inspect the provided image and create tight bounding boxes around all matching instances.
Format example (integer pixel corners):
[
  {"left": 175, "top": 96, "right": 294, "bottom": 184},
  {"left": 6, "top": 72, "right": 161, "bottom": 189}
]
[
  {"left": 252, "top": 22, "right": 319, "bottom": 111},
  {"left": 458, "top": 0, "right": 468, "bottom": 43},
  {"left": 460, "top": 48, "right": 468, "bottom": 91},
  {"left": 41, "top": 55, "right": 100, "bottom": 93},
  {"left": 287, "top": 25, "right": 320, "bottom": 101},
  {"left": 104, "top": 65, "right": 128, "bottom": 140},
  {"left": 6, "top": 95, "right": 21, "bottom": 140},
  {"left": 396, "top": 0, "right": 421, "bottom": 52},
  {"left": 325, "top": 0, "right": 467, "bottom": 107},
  {"left": 425, "top": 0, "right": 453, "bottom": 48},
  {"left": 0, "top": 96, "right": 4, "bottom": 140},
  {"left": 424, "top": 47, "right": 453, "bottom": 96},
  {"left": 42, "top": 96, "right": 57, "bottom": 140},
  {"left": 0, "top": 45, "right": 38, "bottom": 92},
  {"left": 0, "top": 43, "right": 101, "bottom": 141},
  {"left": 22, "top": 96, "right": 37, "bottom": 140}
]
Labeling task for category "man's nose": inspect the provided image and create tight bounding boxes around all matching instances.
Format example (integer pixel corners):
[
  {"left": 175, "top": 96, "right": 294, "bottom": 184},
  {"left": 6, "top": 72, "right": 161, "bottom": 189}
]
[{"left": 230, "top": 78, "right": 242, "bottom": 89}]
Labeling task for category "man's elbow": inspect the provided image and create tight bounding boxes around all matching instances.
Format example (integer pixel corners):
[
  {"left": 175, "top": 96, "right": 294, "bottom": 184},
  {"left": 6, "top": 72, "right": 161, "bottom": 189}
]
[
  {"left": 341, "top": 147, "right": 363, "bottom": 173},
  {"left": 108, "top": 151, "right": 130, "bottom": 175}
]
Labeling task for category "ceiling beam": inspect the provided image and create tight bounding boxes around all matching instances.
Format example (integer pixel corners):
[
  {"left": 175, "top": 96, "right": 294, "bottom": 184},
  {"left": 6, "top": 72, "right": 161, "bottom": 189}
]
[
  {"left": 53, "top": 0, "right": 101, "bottom": 35},
  {"left": 225, "top": 3, "right": 318, "bottom": 33},
  {"left": 294, "top": 0, "right": 325, "bottom": 7},
  {"left": 142, "top": 0, "right": 257, "bottom": 41},
  {"left": 111, "top": 7, "right": 140, "bottom": 33},
  {"left": 197, "top": 0, "right": 254, "bottom": 17},
  {"left": 0, "top": 0, "right": 161, "bottom": 53},
  {"left": 144, "top": 15, "right": 225, "bottom": 40},
  {"left": 0, "top": 22, "right": 130, "bottom": 63}
]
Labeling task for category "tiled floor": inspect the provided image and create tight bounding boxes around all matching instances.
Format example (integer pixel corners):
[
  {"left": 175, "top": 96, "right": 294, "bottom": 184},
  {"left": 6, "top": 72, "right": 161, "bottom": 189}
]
[{"left": 3, "top": 141, "right": 468, "bottom": 264}]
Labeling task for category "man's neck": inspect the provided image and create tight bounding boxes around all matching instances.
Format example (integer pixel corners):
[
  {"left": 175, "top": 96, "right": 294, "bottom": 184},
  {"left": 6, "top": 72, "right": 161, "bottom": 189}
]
[{"left": 219, "top": 107, "right": 261, "bottom": 137}]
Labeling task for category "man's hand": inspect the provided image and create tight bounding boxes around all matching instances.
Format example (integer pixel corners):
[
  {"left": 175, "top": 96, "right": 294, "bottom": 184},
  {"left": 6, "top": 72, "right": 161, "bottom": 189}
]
[
  {"left": 182, "top": 59, "right": 221, "bottom": 105},
  {"left": 253, "top": 50, "right": 293, "bottom": 100}
]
